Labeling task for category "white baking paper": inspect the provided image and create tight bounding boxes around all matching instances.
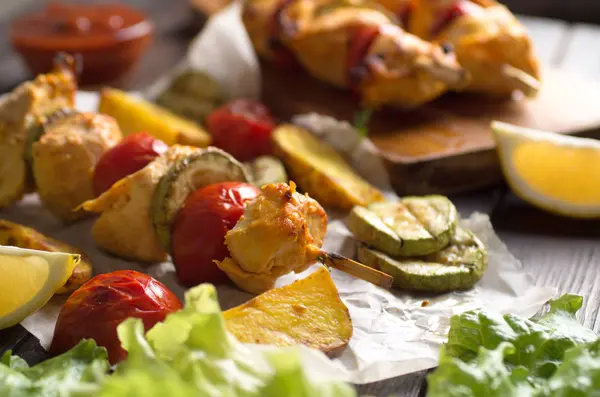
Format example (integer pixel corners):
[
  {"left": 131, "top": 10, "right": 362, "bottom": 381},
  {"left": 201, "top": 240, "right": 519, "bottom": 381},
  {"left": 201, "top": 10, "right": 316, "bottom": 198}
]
[
  {"left": 7, "top": 91, "right": 557, "bottom": 384},
  {"left": 8, "top": 3, "right": 557, "bottom": 384}
]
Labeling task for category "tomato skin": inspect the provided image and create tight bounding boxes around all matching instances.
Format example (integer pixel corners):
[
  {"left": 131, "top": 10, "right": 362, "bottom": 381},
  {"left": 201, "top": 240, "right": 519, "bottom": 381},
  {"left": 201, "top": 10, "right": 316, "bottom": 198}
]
[
  {"left": 49, "top": 270, "right": 181, "bottom": 365},
  {"left": 171, "top": 182, "right": 260, "bottom": 287},
  {"left": 93, "top": 132, "right": 168, "bottom": 196},
  {"left": 431, "top": 0, "right": 479, "bottom": 37},
  {"left": 347, "top": 25, "right": 380, "bottom": 89},
  {"left": 206, "top": 100, "right": 276, "bottom": 162}
]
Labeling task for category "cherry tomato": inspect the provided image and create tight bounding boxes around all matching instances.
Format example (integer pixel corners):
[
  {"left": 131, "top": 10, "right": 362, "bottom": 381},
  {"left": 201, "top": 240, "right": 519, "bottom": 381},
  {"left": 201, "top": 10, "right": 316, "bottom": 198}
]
[
  {"left": 347, "top": 25, "right": 380, "bottom": 88},
  {"left": 206, "top": 100, "right": 276, "bottom": 162},
  {"left": 431, "top": 0, "right": 481, "bottom": 37},
  {"left": 93, "top": 132, "right": 168, "bottom": 196},
  {"left": 50, "top": 270, "right": 181, "bottom": 364},
  {"left": 171, "top": 182, "right": 260, "bottom": 286}
]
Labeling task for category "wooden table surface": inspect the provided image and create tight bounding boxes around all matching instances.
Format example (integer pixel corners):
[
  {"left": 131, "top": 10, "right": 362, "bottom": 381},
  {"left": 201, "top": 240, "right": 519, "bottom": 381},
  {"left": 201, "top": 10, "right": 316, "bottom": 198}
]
[{"left": 2, "top": 1, "right": 600, "bottom": 396}]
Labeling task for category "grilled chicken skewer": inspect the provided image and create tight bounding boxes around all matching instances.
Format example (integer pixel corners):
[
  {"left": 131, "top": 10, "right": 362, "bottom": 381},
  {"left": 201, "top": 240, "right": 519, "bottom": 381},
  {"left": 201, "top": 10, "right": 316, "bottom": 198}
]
[
  {"left": 0, "top": 54, "right": 123, "bottom": 221},
  {"left": 375, "top": 0, "right": 541, "bottom": 97},
  {"left": 217, "top": 182, "right": 393, "bottom": 294},
  {"left": 0, "top": 55, "right": 75, "bottom": 209},
  {"left": 243, "top": 0, "right": 469, "bottom": 108}
]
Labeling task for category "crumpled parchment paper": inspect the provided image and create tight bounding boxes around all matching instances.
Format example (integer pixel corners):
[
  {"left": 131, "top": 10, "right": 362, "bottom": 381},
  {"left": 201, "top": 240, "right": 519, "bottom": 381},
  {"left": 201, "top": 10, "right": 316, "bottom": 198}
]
[{"left": 9, "top": 2, "right": 557, "bottom": 384}]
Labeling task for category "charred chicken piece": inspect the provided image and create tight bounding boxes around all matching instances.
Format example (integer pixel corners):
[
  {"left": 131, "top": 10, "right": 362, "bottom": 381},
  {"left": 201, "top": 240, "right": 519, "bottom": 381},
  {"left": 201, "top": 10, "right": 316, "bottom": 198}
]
[
  {"left": 0, "top": 57, "right": 76, "bottom": 209},
  {"left": 243, "top": 0, "right": 469, "bottom": 108},
  {"left": 378, "top": 0, "right": 541, "bottom": 97},
  {"left": 217, "top": 182, "right": 327, "bottom": 294},
  {"left": 32, "top": 112, "right": 122, "bottom": 221}
]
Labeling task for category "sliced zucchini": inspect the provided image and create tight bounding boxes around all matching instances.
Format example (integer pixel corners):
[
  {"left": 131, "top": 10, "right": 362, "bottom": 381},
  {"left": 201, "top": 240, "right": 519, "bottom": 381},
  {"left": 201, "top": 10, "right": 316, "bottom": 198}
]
[
  {"left": 244, "top": 156, "right": 288, "bottom": 187},
  {"left": 346, "top": 195, "right": 458, "bottom": 257},
  {"left": 357, "top": 227, "right": 487, "bottom": 293},
  {"left": 154, "top": 71, "right": 223, "bottom": 124},
  {"left": 151, "top": 147, "right": 251, "bottom": 252},
  {"left": 165, "top": 71, "right": 223, "bottom": 101},
  {"left": 24, "top": 108, "right": 77, "bottom": 176}
]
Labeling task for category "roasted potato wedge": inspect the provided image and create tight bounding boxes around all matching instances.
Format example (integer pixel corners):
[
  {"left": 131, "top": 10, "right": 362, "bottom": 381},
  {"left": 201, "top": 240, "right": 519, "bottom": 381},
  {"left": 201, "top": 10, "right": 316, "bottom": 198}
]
[
  {"left": 272, "top": 124, "right": 384, "bottom": 210},
  {"left": 0, "top": 220, "right": 92, "bottom": 294},
  {"left": 223, "top": 266, "right": 353, "bottom": 356},
  {"left": 99, "top": 88, "right": 211, "bottom": 148}
]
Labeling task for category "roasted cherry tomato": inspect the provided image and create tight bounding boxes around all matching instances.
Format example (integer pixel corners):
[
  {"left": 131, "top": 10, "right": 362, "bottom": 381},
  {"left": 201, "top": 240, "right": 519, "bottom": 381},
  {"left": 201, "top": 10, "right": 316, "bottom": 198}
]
[
  {"left": 50, "top": 270, "right": 181, "bottom": 364},
  {"left": 93, "top": 132, "right": 168, "bottom": 196},
  {"left": 206, "top": 99, "right": 276, "bottom": 162},
  {"left": 171, "top": 182, "right": 260, "bottom": 286},
  {"left": 431, "top": 0, "right": 480, "bottom": 37},
  {"left": 347, "top": 25, "right": 380, "bottom": 88}
]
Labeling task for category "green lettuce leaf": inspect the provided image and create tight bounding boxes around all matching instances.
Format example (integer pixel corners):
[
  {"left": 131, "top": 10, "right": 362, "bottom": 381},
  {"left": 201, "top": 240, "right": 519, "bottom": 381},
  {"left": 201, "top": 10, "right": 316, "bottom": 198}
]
[
  {"left": 540, "top": 339, "right": 600, "bottom": 397},
  {"left": 428, "top": 342, "right": 535, "bottom": 397},
  {"left": 97, "top": 284, "right": 355, "bottom": 397},
  {"left": 0, "top": 339, "right": 109, "bottom": 397},
  {"left": 427, "top": 294, "right": 600, "bottom": 397}
]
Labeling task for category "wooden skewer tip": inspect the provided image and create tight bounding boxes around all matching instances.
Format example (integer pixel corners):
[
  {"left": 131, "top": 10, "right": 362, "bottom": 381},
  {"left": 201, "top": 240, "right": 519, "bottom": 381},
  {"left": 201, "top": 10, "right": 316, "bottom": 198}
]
[{"left": 318, "top": 251, "right": 394, "bottom": 290}]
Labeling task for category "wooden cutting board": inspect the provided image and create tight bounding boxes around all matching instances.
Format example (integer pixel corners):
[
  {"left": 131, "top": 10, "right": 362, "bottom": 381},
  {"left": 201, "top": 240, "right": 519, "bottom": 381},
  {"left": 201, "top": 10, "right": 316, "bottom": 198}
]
[{"left": 259, "top": 61, "right": 600, "bottom": 195}]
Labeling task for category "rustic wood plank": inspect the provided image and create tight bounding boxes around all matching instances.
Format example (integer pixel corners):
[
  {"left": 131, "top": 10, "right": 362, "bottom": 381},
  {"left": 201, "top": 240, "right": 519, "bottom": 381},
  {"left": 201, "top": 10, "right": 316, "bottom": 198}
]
[
  {"left": 504, "top": 1, "right": 600, "bottom": 25},
  {"left": 557, "top": 23, "right": 600, "bottom": 80},
  {"left": 357, "top": 370, "right": 430, "bottom": 397},
  {"left": 492, "top": 193, "right": 600, "bottom": 333}
]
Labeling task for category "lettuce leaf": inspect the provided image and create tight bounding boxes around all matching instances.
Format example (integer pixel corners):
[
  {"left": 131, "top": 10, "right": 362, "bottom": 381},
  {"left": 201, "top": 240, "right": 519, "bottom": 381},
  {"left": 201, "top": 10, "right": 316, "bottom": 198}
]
[
  {"left": 427, "top": 294, "right": 600, "bottom": 397},
  {"left": 541, "top": 339, "right": 600, "bottom": 397},
  {"left": 0, "top": 339, "right": 109, "bottom": 397},
  {"left": 97, "top": 284, "right": 356, "bottom": 397}
]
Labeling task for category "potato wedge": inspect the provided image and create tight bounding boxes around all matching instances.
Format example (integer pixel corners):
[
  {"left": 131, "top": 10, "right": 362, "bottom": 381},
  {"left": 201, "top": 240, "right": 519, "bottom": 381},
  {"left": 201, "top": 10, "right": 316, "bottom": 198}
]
[
  {"left": 272, "top": 124, "right": 384, "bottom": 210},
  {"left": 223, "top": 266, "right": 353, "bottom": 356},
  {"left": 99, "top": 88, "right": 211, "bottom": 148},
  {"left": 0, "top": 220, "right": 92, "bottom": 294}
]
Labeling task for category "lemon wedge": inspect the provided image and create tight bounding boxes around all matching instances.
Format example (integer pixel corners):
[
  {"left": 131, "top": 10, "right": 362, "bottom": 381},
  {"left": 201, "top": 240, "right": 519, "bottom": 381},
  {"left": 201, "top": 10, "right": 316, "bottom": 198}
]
[
  {"left": 0, "top": 245, "right": 79, "bottom": 330},
  {"left": 491, "top": 121, "right": 600, "bottom": 218}
]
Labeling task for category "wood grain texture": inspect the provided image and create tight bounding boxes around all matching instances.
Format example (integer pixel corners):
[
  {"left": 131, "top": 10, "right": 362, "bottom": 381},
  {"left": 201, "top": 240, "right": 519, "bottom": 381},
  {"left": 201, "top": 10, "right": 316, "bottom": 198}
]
[{"left": 492, "top": 192, "right": 600, "bottom": 333}]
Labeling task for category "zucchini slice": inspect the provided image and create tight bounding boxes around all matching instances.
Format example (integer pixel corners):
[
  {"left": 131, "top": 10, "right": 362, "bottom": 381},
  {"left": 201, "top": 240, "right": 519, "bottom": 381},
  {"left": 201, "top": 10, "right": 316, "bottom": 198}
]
[
  {"left": 151, "top": 147, "right": 251, "bottom": 252},
  {"left": 244, "top": 155, "right": 288, "bottom": 187},
  {"left": 357, "top": 226, "right": 487, "bottom": 293},
  {"left": 346, "top": 195, "right": 458, "bottom": 256}
]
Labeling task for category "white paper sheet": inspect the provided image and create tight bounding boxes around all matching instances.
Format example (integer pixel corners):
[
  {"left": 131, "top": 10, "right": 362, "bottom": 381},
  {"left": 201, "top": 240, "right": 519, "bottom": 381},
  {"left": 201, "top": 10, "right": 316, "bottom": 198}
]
[{"left": 9, "top": 3, "right": 557, "bottom": 384}]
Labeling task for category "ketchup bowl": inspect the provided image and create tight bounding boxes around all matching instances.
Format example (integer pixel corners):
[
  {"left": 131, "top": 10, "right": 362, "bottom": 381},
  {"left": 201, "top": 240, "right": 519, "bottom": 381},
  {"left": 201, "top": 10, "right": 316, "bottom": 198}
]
[{"left": 10, "top": 3, "right": 153, "bottom": 85}]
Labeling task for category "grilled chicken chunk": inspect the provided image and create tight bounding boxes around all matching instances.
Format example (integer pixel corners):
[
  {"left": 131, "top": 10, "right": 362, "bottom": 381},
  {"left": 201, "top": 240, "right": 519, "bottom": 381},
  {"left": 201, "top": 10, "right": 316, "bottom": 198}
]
[
  {"left": 217, "top": 182, "right": 327, "bottom": 294},
  {"left": 33, "top": 112, "right": 122, "bottom": 221},
  {"left": 0, "top": 59, "right": 76, "bottom": 209}
]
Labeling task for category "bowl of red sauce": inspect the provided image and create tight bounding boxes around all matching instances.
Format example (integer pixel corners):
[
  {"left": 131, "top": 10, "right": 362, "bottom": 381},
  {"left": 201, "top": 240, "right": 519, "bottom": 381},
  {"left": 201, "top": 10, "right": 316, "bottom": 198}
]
[{"left": 11, "top": 2, "right": 153, "bottom": 85}]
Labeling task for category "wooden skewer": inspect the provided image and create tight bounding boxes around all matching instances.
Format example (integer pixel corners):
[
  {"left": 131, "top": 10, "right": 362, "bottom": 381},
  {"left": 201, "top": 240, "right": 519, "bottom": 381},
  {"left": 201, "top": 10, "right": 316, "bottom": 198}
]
[
  {"left": 413, "top": 56, "right": 471, "bottom": 89},
  {"left": 317, "top": 250, "right": 394, "bottom": 290},
  {"left": 501, "top": 64, "right": 541, "bottom": 98}
]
